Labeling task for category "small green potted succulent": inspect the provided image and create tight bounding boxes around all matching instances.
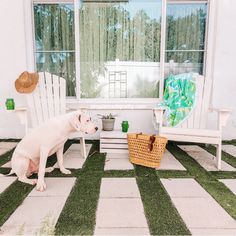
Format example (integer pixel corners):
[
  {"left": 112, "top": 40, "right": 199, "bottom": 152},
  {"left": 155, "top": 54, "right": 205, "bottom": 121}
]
[{"left": 98, "top": 113, "right": 117, "bottom": 131}]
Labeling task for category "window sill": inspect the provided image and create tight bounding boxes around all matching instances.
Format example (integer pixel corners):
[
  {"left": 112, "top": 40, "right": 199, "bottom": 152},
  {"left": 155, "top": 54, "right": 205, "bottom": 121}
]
[{"left": 66, "top": 98, "right": 161, "bottom": 110}]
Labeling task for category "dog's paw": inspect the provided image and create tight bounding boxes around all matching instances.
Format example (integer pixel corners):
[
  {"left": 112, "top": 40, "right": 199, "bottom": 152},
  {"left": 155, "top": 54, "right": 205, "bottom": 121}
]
[
  {"left": 60, "top": 168, "right": 71, "bottom": 175},
  {"left": 31, "top": 179, "right": 37, "bottom": 185},
  {"left": 45, "top": 167, "right": 55, "bottom": 173},
  {"left": 36, "top": 181, "right": 46, "bottom": 192}
]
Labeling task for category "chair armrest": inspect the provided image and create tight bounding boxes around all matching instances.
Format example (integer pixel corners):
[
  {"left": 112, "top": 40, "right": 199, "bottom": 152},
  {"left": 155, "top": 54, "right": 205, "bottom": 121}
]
[
  {"left": 6, "top": 107, "right": 28, "bottom": 134},
  {"left": 209, "top": 107, "right": 232, "bottom": 128},
  {"left": 209, "top": 107, "right": 232, "bottom": 113},
  {"left": 153, "top": 107, "right": 165, "bottom": 125},
  {"left": 66, "top": 106, "right": 76, "bottom": 112},
  {"left": 66, "top": 107, "right": 88, "bottom": 113}
]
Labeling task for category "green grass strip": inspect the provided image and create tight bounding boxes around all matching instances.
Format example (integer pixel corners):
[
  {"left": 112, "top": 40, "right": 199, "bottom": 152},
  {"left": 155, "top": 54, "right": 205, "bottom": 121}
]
[
  {"left": 0, "top": 140, "right": 75, "bottom": 228},
  {"left": 103, "top": 170, "right": 135, "bottom": 178},
  {"left": 0, "top": 149, "right": 15, "bottom": 166},
  {"left": 0, "top": 139, "right": 20, "bottom": 143},
  {"left": 201, "top": 144, "right": 236, "bottom": 169},
  {"left": 55, "top": 144, "right": 105, "bottom": 235},
  {"left": 168, "top": 143, "right": 236, "bottom": 219},
  {"left": 223, "top": 139, "right": 236, "bottom": 145},
  {"left": 157, "top": 170, "right": 193, "bottom": 179},
  {"left": 210, "top": 171, "right": 236, "bottom": 179},
  {"left": 0, "top": 181, "right": 34, "bottom": 226},
  {"left": 135, "top": 165, "right": 190, "bottom": 235}
]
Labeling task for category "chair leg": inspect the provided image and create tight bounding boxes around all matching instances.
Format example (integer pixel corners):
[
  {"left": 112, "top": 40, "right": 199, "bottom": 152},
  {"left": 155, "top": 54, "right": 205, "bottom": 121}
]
[
  {"left": 216, "top": 143, "right": 222, "bottom": 170},
  {"left": 80, "top": 137, "right": 86, "bottom": 158}
]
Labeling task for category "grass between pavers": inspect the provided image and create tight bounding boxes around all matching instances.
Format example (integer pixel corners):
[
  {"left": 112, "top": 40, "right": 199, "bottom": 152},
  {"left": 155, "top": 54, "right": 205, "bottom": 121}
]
[
  {"left": 0, "top": 181, "right": 34, "bottom": 227},
  {"left": 157, "top": 170, "right": 193, "bottom": 178},
  {"left": 55, "top": 142, "right": 106, "bottom": 235},
  {"left": 223, "top": 139, "right": 236, "bottom": 145},
  {"left": 201, "top": 144, "right": 236, "bottom": 169},
  {"left": 0, "top": 149, "right": 15, "bottom": 167},
  {"left": 1, "top": 139, "right": 236, "bottom": 235},
  {"left": 168, "top": 142, "right": 236, "bottom": 220},
  {"left": 103, "top": 169, "right": 135, "bottom": 178},
  {"left": 135, "top": 165, "right": 191, "bottom": 235},
  {"left": 210, "top": 171, "right": 236, "bottom": 179},
  {"left": 0, "top": 139, "right": 20, "bottom": 143},
  {"left": 0, "top": 140, "right": 75, "bottom": 229}
]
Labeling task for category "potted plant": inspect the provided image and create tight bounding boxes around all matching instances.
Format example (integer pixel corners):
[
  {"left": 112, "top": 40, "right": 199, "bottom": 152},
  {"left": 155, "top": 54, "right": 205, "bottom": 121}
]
[{"left": 98, "top": 113, "right": 117, "bottom": 131}]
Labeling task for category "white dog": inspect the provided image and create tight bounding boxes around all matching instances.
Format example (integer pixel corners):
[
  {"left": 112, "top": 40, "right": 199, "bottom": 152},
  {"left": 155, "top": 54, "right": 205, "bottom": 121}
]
[{"left": 1, "top": 111, "right": 98, "bottom": 191}]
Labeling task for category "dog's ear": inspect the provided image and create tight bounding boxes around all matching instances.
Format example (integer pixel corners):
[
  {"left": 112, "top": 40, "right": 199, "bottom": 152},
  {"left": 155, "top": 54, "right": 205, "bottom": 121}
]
[{"left": 69, "top": 113, "right": 81, "bottom": 131}]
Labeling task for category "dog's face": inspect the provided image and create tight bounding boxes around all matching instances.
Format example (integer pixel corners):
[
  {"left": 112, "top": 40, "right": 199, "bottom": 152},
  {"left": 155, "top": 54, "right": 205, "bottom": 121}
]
[{"left": 70, "top": 111, "right": 98, "bottom": 134}]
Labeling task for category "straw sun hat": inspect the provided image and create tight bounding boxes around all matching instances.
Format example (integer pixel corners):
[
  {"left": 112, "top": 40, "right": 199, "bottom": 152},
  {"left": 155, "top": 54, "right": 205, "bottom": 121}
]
[{"left": 15, "top": 71, "right": 39, "bottom": 94}]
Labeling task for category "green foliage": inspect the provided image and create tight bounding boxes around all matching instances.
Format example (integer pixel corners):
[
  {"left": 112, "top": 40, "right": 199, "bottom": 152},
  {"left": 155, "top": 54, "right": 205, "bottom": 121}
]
[
  {"left": 132, "top": 76, "right": 159, "bottom": 98},
  {"left": 97, "top": 113, "right": 117, "bottom": 119},
  {"left": 35, "top": 214, "right": 55, "bottom": 236}
]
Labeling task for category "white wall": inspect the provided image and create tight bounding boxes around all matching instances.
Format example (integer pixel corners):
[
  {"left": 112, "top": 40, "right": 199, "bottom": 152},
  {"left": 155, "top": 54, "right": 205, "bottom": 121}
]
[
  {"left": 0, "top": 0, "right": 236, "bottom": 140},
  {"left": 0, "top": 0, "right": 28, "bottom": 138},
  {"left": 208, "top": 0, "right": 236, "bottom": 140}
]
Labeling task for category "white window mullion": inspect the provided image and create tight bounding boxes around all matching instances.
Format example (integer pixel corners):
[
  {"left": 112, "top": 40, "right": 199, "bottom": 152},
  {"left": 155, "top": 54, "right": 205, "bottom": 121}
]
[
  {"left": 33, "top": 0, "right": 74, "bottom": 4},
  {"left": 74, "top": 0, "right": 81, "bottom": 99},
  {"left": 202, "top": 0, "right": 218, "bottom": 115},
  {"left": 23, "top": 0, "right": 36, "bottom": 71},
  {"left": 159, "top": 0, "right": 167, "bottom": 100}
]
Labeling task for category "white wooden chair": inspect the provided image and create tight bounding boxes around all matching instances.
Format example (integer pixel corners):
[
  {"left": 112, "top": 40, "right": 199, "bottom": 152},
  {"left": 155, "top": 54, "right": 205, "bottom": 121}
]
[
  {"left": 153, "top": 74, "right": 231, "bottom": 170},
  {"left": 15, "top": 72, "right": 87, "bottom": 158}
]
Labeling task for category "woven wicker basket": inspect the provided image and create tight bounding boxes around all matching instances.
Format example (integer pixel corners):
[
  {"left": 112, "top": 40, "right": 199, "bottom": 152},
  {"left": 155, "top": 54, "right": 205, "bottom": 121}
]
[{"left": 127, "top": 133, "right": 167, "bottom": 168}]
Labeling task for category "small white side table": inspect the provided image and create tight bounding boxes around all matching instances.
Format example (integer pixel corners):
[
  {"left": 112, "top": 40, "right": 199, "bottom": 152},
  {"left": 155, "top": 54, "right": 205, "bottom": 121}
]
[{"left": 100, "top": 130, "right": 128, "bottom": 153}]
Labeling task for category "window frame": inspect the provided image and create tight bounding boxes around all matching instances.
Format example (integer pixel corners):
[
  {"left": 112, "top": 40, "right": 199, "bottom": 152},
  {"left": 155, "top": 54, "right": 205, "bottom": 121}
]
[{"left": 28, "top": 0, "right": 215, "bottom": 105}]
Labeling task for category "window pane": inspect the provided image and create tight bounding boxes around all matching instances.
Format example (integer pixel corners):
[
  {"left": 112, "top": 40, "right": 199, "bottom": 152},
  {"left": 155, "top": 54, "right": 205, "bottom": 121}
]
[
  {"left": 165, "top": 3, "right": 207, "bottom": 76},
  {"left": 34, "top": 4, "right": 75, "bottom": 51},
  {"left": 165, "top": 51, "right": 204, "bottom": 76},
  {"left": 79, "top": 0, "right": 162, "bottom": 98},
  {"left": 166, "top": 4, "right": 207, "bottom": 51},
  {"left": 36, "top": 52, "right": 76, "bottom": 96}
]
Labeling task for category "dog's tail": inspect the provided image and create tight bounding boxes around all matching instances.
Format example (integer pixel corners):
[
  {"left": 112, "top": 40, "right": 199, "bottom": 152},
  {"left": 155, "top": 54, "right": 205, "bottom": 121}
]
[{"left": 0, "top": 169, "right": 15, "bottom": 177}]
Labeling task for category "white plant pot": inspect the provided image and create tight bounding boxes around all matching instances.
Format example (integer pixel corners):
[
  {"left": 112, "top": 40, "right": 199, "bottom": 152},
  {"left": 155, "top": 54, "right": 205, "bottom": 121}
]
[{"left": 102, "top": 118, "right": 115, "bottom": 131}]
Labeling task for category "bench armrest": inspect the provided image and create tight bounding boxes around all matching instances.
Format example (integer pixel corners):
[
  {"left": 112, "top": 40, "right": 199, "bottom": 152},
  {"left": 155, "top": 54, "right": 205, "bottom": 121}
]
[
  {"left": 153, "top": 107, "right": 166, "bottom": 126},
  {"left": 209, "top": 107, "right": 232, "bottom": 128},
  {"left": 6, "top": 107, "right": 28, "bottom": 134}
]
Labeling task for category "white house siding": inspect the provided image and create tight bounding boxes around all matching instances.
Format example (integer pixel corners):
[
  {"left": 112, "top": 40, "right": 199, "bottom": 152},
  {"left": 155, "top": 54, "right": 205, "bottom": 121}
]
[
  {"left": 0, "top": 0, "right": 235, "bottom": 140},
  {"left": 208, "top": 0, "right": 236, "bottom": 140},
  {"left": 0, "top": 0, "right": 28, "bottom": 138}
]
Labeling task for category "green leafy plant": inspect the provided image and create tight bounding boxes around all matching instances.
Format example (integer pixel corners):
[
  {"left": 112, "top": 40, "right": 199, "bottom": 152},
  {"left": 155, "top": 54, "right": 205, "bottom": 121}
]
[{"left": 98, "top": 113, "right": 117, "bottom": 119}]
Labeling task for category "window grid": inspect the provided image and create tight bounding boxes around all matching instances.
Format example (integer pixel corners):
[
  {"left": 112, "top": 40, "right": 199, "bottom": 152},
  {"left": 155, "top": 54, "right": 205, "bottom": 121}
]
[{"left": 32, "top": 0, "right": 208, "bottom": 100}]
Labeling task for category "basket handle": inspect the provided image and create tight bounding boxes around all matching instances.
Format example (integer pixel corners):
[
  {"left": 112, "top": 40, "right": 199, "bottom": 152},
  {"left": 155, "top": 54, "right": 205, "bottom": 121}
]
[
  {"left": 135, "top": 132, "right": 142, "bottom": 138},
  {"left": 148, "top": 135, "right": 156, "bottom": 151}
]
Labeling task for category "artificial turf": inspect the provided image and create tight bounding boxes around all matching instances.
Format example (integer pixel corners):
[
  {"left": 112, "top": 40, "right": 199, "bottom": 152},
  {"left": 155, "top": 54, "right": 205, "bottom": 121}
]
[
  {"left": 135, "top": 165, "right": 190, "bottom": 235},
  {"left": 0, "top": 140, "right": 236, "bottom": 235},
  {"left": 201, "top": 144, "right": 236, "bottom": 169},
  {"left": 168, "top": 142, "right": 236, "bottom": 220},
  {"left": 157, "top": 170, "right": 193, "bottom": 178},
  {"left": 103, "top": 169, "right": 135, "bottom": 178},
  {"left": 0, "top": 149, "right": 15, "bottom": 167},
  {"left": 55, "top": 149, "right": 105, "bottom": 235},
  {"left": 0, "top": 181, "right": 34, "bottom": 227}
]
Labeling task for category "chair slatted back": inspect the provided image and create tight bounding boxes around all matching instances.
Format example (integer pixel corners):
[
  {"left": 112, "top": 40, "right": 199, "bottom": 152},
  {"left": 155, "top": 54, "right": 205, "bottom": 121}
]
[
  {"left": 164, "top": 75, "right": 207, "bottom": 129},
  {"left": 26, "top": 72, "right": 66, "bottom": 128},
  {"left": 179, "top": 75, "right": 206, "bottom": 129}
]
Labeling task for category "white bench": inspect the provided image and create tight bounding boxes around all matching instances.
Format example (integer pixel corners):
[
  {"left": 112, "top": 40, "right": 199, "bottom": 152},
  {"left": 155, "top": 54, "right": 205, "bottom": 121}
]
[{"left": 100, "top": 130, "right": 128, "bottom": 153}]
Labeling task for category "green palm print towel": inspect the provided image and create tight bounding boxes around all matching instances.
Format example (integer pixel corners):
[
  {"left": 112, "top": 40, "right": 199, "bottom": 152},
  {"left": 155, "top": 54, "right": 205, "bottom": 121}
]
[{"left": 158, "top": 73, "right": 196, "bottom": 127}]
